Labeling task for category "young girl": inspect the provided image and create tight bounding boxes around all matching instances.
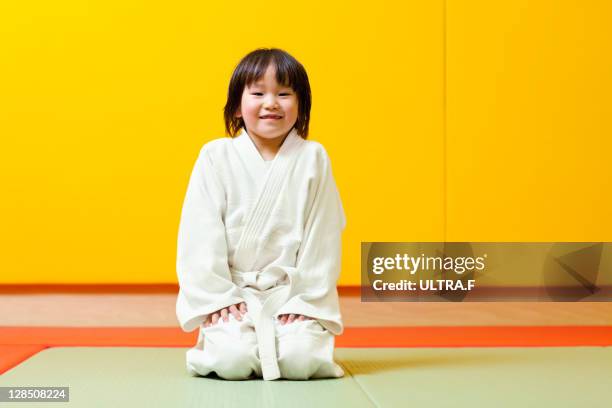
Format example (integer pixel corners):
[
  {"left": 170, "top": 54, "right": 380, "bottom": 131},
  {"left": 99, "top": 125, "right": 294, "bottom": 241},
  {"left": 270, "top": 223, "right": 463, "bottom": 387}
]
[{"left": 176, "top": 48, "right": 346, "bottom": 381}]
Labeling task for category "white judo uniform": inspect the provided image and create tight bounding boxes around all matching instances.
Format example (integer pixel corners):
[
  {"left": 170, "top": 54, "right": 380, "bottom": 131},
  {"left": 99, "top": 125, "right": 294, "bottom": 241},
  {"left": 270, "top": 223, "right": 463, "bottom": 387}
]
[{"left": 176, "top": 127, "right": 346, "bottom": 380}]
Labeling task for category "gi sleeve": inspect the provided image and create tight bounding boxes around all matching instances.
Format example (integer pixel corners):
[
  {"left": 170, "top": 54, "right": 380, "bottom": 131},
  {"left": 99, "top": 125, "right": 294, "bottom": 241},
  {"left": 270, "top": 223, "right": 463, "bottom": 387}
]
[
  {"left": 175, "top": 146, "right": 245, "bottom": 332},
  {"left": 274, "top": 146, "right": 346, "bottom": 335}
]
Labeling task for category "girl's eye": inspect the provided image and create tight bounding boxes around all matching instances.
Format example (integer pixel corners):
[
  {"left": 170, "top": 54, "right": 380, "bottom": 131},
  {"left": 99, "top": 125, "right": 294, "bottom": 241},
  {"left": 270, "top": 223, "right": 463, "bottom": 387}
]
[{"left": 250, "top": 92, "right": 291, "bottom": 96}]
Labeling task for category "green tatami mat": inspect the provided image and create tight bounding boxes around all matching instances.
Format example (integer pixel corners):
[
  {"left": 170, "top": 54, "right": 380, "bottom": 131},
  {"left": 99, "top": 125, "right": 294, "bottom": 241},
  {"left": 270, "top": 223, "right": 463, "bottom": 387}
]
[
  {"left": 0, "top": 347, "right": 371, "bottom": 408},
  {"left": 341, "top": 347, "right": 612, "bottom": 408},
  {"left": 1, "top": 347, "right": 611, "bottom": 407}
]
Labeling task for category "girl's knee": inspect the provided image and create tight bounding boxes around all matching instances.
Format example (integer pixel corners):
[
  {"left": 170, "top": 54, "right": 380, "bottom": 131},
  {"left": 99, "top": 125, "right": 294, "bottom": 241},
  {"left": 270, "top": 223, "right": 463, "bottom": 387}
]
[
  {"left": 277, "top": 337, "right": 332, "bottom": 380},
  {"left": 276, "top": 320, "right": 338, "bottom": 380},
  {"left": 206, "top": 340, "right": 259, "bottom": 380},
  {"left": 190, "top": 319, "right": 259, "bottom": 380}
]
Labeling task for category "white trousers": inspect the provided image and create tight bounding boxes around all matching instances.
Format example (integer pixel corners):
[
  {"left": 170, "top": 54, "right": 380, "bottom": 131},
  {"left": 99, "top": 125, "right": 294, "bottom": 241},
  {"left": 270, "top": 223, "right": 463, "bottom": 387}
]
[{"left": 185, "top": 312, "right": 344, "bottom": 380}]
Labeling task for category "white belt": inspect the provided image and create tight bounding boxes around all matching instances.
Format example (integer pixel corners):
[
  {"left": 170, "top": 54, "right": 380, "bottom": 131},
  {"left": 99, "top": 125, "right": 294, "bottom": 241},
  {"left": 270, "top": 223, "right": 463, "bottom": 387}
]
[
  {"left": 230, "top": 268, "right": 290, "bottom": 380},
  {"left": 230, "top": 268, "right": 278, "bottom": 291}
]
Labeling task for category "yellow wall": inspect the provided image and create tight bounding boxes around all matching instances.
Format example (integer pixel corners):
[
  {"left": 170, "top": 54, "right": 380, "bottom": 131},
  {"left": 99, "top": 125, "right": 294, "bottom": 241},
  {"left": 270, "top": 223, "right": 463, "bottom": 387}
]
[
  {"left": 1, "top": 1, "right": 609, "bottom": 284},
  {"left": 447, "top": 0, "right": 612, "bottom": 242}
]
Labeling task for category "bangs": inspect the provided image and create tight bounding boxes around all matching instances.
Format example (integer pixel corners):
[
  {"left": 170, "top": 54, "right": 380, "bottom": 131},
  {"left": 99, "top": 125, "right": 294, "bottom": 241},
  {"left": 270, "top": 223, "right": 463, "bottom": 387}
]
[{"left": 241, "top": 52, "right": 298, "bottom": 90}]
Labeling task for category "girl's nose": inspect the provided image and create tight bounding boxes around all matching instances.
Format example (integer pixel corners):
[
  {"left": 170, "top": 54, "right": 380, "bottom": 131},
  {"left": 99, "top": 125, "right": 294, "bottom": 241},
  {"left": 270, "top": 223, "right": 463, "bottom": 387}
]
[{"left": 263, "top": 95, "right": 280, "bottom": 109}]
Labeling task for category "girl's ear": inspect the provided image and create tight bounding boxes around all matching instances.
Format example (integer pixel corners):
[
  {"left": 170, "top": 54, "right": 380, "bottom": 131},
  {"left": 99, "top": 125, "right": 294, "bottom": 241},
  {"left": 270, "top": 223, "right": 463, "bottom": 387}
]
[{"left": 235, "top": 107, "right": 242, "bottom": 118}]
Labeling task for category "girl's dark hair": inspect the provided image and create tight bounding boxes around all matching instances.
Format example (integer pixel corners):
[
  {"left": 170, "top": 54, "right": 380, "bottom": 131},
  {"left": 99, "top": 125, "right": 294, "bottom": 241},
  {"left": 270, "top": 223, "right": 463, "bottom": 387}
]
[{"left": 223, "top": 48, "right": 311, "bottom": 139}]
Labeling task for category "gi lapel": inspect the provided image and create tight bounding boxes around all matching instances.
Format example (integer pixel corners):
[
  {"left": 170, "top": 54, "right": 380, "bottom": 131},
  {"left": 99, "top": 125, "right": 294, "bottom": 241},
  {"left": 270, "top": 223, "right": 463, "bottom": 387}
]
[
  {"left": 230, "top": 128, "right": 304, "bottom": 272},
  {"left": 231, "top": 127, "right": 271, "bottom": 183}
]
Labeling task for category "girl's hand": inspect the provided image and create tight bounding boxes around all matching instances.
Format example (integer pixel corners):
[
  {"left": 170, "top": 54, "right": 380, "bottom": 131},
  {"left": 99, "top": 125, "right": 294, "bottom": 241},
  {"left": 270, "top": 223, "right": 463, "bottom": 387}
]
[
  {"left": 203, "top": 302, "right": 247, "bottom": 327},
  {"left": 277, "top": 314, "right": 313, "bottom": 325}
]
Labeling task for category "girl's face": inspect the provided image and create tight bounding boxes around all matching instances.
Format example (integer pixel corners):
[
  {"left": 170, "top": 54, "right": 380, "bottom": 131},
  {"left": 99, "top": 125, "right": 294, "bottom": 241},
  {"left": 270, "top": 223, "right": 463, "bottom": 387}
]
[{"left": 236, "top": 64, "right": 298, "bottom": 142}]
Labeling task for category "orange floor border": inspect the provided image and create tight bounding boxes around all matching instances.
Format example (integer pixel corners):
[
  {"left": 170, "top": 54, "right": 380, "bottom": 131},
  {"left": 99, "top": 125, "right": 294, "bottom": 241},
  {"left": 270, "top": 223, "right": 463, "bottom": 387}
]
[
  {"left": 2, "top": 326, "right": 611, "bottom": 375},
  {"left": 0, "top": 345, "right": 47, "bottom": 375},
  {"left": 2, "top": 326, "right": 611, "bottom": 348}
]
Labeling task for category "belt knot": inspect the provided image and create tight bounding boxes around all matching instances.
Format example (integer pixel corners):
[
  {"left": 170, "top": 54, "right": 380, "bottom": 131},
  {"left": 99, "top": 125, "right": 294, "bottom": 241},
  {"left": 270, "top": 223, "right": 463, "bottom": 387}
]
[{"left": 230, "top": 268, "right": 260, "bottom": 287}]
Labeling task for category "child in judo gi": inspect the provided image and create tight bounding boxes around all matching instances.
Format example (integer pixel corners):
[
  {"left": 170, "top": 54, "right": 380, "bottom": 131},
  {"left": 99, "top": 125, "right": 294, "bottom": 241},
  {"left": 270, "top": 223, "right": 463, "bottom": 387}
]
[{"left": 176, "top": 48, "right": 346, "bottom": 380}]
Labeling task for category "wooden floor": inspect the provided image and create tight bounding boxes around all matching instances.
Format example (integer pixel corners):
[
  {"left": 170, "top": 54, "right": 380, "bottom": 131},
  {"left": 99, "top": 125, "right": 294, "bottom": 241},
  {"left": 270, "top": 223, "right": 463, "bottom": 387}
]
[{"left": 1, "top": 291, "right": 611, "bottom": 327}]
